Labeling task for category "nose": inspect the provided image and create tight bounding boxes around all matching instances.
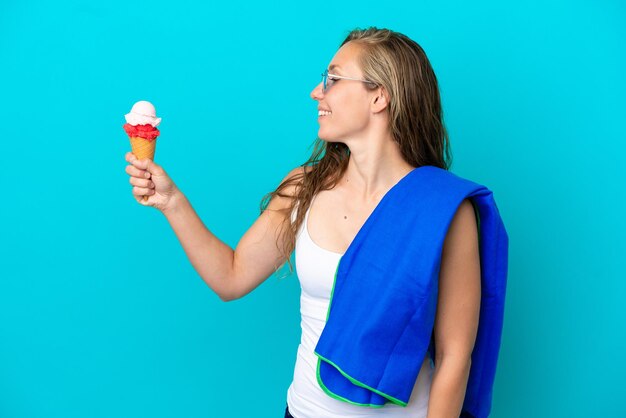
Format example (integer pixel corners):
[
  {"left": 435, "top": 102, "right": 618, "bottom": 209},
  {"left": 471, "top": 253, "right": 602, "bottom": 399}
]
[{"left": 310, "top": 81, "right": 324, "bottom": 101}]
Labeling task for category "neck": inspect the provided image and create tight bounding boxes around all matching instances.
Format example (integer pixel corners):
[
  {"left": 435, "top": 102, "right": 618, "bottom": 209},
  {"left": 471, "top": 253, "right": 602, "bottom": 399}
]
[{"left": 341, "top": 131, "right": 415, "bottom": 202}]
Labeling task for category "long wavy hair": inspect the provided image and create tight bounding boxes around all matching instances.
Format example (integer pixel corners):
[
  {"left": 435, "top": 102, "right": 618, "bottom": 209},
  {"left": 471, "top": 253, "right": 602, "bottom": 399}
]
[{"left": 260, "top": 26, "right": 452, "bottom": 277}]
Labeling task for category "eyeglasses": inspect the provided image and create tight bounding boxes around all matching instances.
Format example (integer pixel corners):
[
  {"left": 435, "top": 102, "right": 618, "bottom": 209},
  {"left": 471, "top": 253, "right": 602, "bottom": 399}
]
[{"left": 321, "top": 69, "right": 377, "bottom": 93}]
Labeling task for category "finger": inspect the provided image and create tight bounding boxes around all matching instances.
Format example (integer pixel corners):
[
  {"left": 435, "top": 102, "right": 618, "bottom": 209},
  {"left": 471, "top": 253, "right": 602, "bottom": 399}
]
[
  {"left": 125, "top": 164, "right": 151, "bottom": 179},
  {"left": 127, "top": 152, "right": 141, "bottom": 166},
  {"left": 134, "top": 158, "right": 163, "bottom": 176},
  {"left": 131, "top": 158, "right": 152, "bottom": 171},
  {"left": 129, "top": 177, "right": 153, "bottom": 188},
  {"left": 132, "top": 186, "right": 155, "bottom": 197}
]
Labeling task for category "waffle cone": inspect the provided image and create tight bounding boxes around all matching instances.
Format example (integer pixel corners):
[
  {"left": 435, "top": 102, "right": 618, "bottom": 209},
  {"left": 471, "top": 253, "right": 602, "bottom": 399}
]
[
  {"left": 129, "top": 136, "right": 157, "bottom": 161},
  {"left": 129, "top": 136, "right": 157, "bottom": 202}
]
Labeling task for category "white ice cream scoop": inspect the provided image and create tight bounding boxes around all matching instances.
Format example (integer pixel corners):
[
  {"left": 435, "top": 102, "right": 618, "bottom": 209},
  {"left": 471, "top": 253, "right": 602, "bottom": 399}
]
[{"left": 125, "top": 100, "right": 162, "bottom": 127}]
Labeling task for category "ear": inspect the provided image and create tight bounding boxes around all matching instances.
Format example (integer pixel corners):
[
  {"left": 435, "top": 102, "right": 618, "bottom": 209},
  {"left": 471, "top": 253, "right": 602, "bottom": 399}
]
[{"left": 371, "top": 87, "right": 389, "bottom": 114}]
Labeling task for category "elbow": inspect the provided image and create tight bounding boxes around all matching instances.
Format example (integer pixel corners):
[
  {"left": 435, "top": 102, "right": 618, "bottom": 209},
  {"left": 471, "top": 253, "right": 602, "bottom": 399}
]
[
  {"left": 217, "top": 286, "right": 240, "bottom": 302},
  {"left": 218, "top": 292, "right": 233, "bottom": 302},
  {"left": 218, "top": 275, "right": 244, "bottom": 302},
  {"left": 200, "top": 273, "right": 240, "bottom": 302}
]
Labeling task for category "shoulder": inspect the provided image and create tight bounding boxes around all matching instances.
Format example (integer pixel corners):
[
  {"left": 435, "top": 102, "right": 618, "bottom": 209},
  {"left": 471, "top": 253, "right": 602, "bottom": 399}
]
[
  {"left": 279, "top": 165, "right": 313, "bottom": 197},
  {"left": 279, "top": 166, "right": 314, "bottom": 223},
  {"left": 284, "top": 165, "right": 313, "bottom": 179},
  {"left": 286, "top": 165, "right": 314, "bottom": 177},
  {"left": 417, "top": 166, "right": 484, "bottom": 191},
  {"left": 266, "top": 166, "right": 312, "bottom": 214}
]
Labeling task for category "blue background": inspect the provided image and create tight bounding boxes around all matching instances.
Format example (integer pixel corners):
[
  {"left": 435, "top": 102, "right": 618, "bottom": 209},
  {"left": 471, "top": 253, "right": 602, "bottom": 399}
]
[{"left": 1, "top": 0, "right": 624, "bottom": 417}]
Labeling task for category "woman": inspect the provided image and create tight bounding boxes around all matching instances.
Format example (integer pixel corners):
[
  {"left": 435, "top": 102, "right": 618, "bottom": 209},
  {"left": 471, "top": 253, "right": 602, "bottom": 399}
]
[{"left": 125, "top": 28, "right": 493, "bottom": 418}]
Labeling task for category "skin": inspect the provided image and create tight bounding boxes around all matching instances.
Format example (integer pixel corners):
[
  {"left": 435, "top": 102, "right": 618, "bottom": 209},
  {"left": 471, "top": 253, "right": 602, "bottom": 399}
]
[{"left": 125, "top": 40, "right": 481, "bottom": 418}]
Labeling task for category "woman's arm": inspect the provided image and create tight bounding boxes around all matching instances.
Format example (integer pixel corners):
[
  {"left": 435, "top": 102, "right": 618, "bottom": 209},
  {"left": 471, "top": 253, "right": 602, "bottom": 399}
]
[
  {"left": 153, "top": 164, "right": 304, "bottom": 302},
  {"left": 427, "top": 199, "right": 481, "bottom": 418}
]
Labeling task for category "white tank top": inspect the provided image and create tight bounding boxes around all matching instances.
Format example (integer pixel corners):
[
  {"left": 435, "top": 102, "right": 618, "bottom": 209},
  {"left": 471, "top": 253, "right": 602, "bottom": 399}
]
[{"left": 286, "top": 196, "right": 433, "bottom": 418}]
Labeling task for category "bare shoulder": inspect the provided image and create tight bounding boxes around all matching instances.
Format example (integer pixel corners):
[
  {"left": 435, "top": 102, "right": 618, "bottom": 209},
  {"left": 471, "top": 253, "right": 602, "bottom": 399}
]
[
  {"left": 284, "top": 165, "right": 312, "bottom": 181},
  {"left": 266, "top": 166, "right": 312, "bottom": 212},
  {"left": 284, "top": 165, "right": 313, "bottom": 181},
  {"left": 278, "top": 165, "right": 312, "bottom": 197}
]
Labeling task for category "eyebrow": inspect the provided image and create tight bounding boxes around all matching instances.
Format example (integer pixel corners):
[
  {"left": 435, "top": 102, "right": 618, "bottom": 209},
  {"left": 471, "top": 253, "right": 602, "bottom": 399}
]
[{"left": 328, "top": 64, "right": 342, "bottom": 72}]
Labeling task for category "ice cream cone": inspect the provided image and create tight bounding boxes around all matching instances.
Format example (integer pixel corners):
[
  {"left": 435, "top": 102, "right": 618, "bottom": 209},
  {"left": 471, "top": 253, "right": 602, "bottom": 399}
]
[
  {"left": 123, "top": 101, "right": 161, "bottom": 203},
  {"left": 129, "top": 136, "right": 156, "bottom": 202}
]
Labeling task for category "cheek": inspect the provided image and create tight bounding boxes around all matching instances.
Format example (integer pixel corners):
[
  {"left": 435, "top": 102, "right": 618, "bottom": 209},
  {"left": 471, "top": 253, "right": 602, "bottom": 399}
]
[
  {"left": 331, "top": 95, "right": 368, "bottom": 121},
  {"left": 338, "top": 101, "right": 370, "bottom": 127}
]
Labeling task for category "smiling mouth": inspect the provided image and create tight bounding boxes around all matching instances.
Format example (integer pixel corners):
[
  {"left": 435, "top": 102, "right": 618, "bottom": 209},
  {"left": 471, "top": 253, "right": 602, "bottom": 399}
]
[{"left": 318, "top": 110, "right": 332, "bottom": 117}]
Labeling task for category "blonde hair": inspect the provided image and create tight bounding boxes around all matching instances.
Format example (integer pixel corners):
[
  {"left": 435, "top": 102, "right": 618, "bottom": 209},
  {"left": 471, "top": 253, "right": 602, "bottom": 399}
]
[{"left": 261, "top": 26, "right": 452, "bottom": 277}]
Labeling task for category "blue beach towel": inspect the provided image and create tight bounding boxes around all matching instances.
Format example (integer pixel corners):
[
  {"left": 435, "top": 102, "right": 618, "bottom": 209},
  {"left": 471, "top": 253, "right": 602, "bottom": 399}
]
[{"left": 314, "top": 165, "right": 508, "bottom": 418}]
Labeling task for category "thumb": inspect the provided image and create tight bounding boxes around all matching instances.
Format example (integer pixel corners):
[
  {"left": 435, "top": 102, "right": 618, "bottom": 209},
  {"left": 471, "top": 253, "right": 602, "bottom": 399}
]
[
  {"left": 146, "top": 159, "right": 163, "bottom": 174},
  {"left": 133, "top": 158, "right": 159, "bottom": 173}
]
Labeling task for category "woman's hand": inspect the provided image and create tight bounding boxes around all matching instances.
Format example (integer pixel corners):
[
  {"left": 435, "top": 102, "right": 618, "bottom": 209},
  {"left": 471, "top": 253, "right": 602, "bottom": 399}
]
[{"left": 125, "top": 152, "right": 180, "bottom": 212}]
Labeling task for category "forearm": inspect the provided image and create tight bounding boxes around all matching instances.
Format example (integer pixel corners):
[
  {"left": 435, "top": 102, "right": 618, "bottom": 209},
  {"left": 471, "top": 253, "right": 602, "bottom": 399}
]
[
  {"left": 162, "top": 191, "right": 235, "bottom": 301},
  {"left": 426, "top": 356, "right": 472, "bottom": 418}
]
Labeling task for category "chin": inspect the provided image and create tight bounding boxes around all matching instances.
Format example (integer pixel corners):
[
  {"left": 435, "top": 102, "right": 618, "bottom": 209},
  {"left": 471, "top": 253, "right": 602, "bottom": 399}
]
[{"left": 317, "top": 129, "right": 339, "bottom": 142}]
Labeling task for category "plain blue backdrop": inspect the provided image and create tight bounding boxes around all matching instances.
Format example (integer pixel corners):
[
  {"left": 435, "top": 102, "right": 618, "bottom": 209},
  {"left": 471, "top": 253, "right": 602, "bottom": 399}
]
[{"left": 1, "top": 0, "right": 624, "bottom": 417}]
